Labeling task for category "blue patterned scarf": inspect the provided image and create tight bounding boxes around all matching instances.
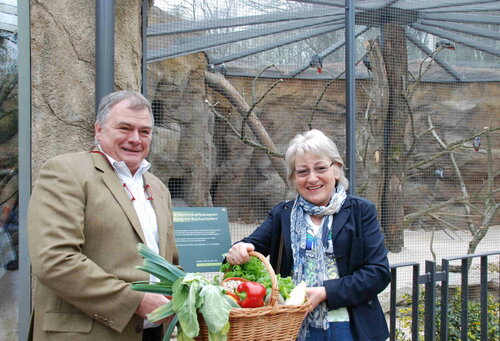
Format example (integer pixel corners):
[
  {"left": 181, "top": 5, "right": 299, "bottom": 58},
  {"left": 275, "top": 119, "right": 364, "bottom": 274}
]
[{"left": 290, "top": 184, "right": 347, "bottom": 340}]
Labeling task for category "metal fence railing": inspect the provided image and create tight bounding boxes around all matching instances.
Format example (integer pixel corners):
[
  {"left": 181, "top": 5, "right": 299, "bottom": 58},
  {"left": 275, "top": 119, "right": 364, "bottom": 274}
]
[{"left": 389, "top": 251, "right": 499, "bottom": 341}]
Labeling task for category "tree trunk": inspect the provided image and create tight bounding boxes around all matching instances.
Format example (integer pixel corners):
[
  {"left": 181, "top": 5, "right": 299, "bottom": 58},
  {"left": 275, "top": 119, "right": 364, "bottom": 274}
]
[
  {"left": 380, "top": 23, "right": 408, "bottom": 252},
  {"left": 359, "top": 40, "right": 387, "bottom": 213}
]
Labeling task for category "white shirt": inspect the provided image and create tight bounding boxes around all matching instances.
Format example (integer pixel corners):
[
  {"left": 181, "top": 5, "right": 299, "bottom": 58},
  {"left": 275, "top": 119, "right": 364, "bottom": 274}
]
[
  {"left": 98, "top": 146, "right": 159, "bottom": 254},
  {"left": 97, "top": 147, "right": 160, "bottom": 328}
]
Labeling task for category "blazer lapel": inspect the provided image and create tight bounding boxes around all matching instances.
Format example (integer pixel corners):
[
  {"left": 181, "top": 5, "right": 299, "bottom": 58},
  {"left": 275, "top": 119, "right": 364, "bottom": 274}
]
[
  {"left": 91, "top": 152, "right": 147, "bottom": 244},
  {"left": 331, "top": 196, "right": 351, "bottom": 243},
  {"left": 145, "top": 173, "right": 168, "bottom": 256}
]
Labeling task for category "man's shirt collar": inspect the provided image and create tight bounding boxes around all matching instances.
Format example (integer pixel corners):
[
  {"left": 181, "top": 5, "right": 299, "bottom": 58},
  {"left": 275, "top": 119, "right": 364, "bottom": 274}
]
[{"left": 96, "top": 144, "right": 151, "bottom": 178}]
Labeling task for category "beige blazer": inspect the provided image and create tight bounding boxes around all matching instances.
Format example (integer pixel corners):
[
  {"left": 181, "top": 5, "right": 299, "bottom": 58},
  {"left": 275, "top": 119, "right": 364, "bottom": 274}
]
[{"left": 28, "top": 151, "right": 179, "bottom": 341}]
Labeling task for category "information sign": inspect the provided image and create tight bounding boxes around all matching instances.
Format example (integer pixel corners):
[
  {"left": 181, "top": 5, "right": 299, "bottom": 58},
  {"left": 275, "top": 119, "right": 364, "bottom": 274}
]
[{"left": 173, "top": 207, "right": 231, "bottom": 272}]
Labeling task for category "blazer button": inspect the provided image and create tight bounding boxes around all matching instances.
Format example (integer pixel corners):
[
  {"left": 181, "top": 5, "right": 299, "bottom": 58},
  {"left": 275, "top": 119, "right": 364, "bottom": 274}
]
[
  {"left": 135, "top": 326, "right": 143, "bottom": 333},
  {"left": 109, "top": 320, "right": 114, "bottom": 326},
  {"left": 93, "top": 314, "right": 98, "bottom": 319}
]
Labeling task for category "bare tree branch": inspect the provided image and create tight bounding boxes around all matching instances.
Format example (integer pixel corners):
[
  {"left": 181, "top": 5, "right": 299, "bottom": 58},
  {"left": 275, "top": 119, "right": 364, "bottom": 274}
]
[
  {"left": 242, "top": 65, "right": 284, "bottom": 139},
  {"left": 205, "top": 99, "right": 284, "bottom": 159},
  {"left": 403, "top": 196, "right": 465, "bottom": 224},
  {"left": 308, "top": 49, "right": 373, "bottom": 130},
  {"left": 406, "top": 47, "right": 445, "bottom": 100},
  {"left": 467, "top": 130, "right": 499, "bottom": 255},
  {"left": 406, "top": 127, "right": 500, "bottom": 171},
  {"left": 205, "top": 70, "right": 287, "bottom": 182},
  {"left": 428, "top": 115, "right": 477, "bottom": 235}
]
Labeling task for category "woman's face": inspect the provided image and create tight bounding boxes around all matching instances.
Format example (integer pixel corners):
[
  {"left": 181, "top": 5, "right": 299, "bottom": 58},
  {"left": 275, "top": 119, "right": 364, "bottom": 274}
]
[{"left": 294, "top": 152, "right": 338, "bottom": 207}]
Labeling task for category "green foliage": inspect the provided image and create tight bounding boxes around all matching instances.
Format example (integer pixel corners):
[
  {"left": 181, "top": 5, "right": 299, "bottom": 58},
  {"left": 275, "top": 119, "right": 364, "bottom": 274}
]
[
  {"left": 133, "top": 243, "right": 232, "bottom": 341},
  {"left": 261, "top": 274, "right": 295, "bottom": 300},
  {"left": 220, "top": 256, "right": 268, "bottom": 283},
  {"left": 220, "top": 258, "right": 296, "bottom": 299},
  {"left": 170, "top": 274, "right": 232, "bottom": 341},
  {"left": 397, "top": 287, "right": 499, "bottom": 341}
]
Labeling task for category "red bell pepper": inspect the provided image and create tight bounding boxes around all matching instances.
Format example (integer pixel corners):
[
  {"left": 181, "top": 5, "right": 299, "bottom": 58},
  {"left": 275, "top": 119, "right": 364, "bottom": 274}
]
[
  {"left": 236, "top": 281, "right": 266, "bottom": 308},
  {"left": 225, "top": 291, "right": 242, "bottom": 306}
]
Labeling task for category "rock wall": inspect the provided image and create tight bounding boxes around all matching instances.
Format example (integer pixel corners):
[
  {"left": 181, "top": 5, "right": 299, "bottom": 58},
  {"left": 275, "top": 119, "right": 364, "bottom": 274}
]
[
  {"left": 31, "top": 0, "right": 144, "bottom": 176},
  {"left": 147, "top": 52, "right": 215, "bottom": 207}
]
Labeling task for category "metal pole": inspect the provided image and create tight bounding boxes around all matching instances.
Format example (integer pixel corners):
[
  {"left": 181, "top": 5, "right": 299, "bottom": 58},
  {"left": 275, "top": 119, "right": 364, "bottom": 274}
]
[
  {"left": 424, "top": 261, "right": 436, "bottom": 341},
  {"left": 460, "top": 258, "right": 469, "bottom": 341},
  {"left": 480, "top": 256, "right": 487, "bottom": 341},
  {"left": 141, "top": 0, "right": 148, "bottom": 97},
  {"left": 141, "top": 0, "right": 149, "bottom": 97},
  {"left": 440, "top": 259, "right": 450, "bottom": 341},
  {"left": 345, "top": 0, "right": 356, "bottom": 194},
  {"left": 18, "top": 0, "right": 32, "bottom": 339},
  {"left": 389, "top": 268, "right": 397, "bottom": 341},
  {"left": 95, "top": 0, "right": 115, "bottom": 111},
  {"left": 411, "top": 264, "right": 420, "bottom": 341}
]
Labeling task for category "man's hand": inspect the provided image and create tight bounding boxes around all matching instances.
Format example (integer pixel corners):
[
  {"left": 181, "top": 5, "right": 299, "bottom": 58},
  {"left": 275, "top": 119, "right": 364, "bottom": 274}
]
[{"left": 135, "top": 292, "right": 171, "bottom": 323}]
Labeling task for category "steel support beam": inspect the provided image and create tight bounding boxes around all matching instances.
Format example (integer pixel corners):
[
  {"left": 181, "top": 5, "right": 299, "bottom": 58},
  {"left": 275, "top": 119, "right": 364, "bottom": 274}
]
[
  {"left": 18, "top": 0, "right": 32, "bottom": 339},
  {"left": 420, "top": 12, "right": 500, "bottom": 25},
  {"left": 148, "top": 8, "right": 344, "bottom": 36},
  {"left": 148, "top": 16, "right": 339, "bottom": 63},
  {"left": 210, "top": 23, "right": 345, "bottom": 67},
  {"left": 418, "top": 2, "right": 500, "bottom": 13},
  {"left": 345, "top": 0, "right": 356, "bottom": 194},
  {"left": 400, "top": 0, "right": 500, "bottom": 11},
  {"left": 418, "top": 19, "right": 500, "bottom": 41},
  {"left": 288, "top": 26, "right": 369, "bottom": 77},
  {"left": 95, "top": 0, "right": 115, "bottom": 111},
  {"left": 411, "top": 23, "right": 500, "bottom": 57},
  {"left": 405, "top": 29, "right": 462, "bottom": 81}
]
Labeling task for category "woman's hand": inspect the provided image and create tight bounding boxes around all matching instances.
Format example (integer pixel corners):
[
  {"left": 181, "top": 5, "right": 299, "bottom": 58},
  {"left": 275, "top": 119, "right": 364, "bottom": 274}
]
[
  {"left": 226, "top": 242, "right": 254, "bottom": 264},
  {"left": 305, "top": 286, "right": 327, "bottom": 313}
]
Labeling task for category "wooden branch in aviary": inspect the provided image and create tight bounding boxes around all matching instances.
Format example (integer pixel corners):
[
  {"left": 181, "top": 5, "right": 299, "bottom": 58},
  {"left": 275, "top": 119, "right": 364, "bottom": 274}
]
[{"left": 204, "top": 71, "right": 287, "bottom": 183}]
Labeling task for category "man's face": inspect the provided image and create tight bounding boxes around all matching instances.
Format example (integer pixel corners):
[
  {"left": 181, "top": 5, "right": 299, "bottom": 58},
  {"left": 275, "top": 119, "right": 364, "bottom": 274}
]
[{"left": 95, "top": 99, "right": 153, "bottom": 175}]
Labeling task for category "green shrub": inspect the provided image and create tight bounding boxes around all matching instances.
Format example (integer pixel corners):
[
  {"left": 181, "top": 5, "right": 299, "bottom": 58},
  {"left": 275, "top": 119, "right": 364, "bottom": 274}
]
[{"left": 397, "top": 287, "right": 499, "bottom": 341}]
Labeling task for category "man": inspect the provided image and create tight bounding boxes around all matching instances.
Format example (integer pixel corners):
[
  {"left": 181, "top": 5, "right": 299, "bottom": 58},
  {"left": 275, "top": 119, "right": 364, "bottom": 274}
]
[{"left": 28, "top": 90, "right": 178, "bottom": 341}]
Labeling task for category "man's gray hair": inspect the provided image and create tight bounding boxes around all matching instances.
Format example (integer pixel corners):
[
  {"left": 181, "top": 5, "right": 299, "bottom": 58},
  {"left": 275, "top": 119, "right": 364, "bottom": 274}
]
[
  {"left": 284, "top": 129, "right": 349, "bottom": 191},
  {"left": 96, "top": 90, "right": 154, "bottom": 127}
]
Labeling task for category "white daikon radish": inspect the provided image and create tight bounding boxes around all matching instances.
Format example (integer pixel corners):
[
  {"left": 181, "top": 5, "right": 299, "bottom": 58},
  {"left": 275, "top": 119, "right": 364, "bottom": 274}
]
[{"left": 285, "top": 281, "right": 307, "bottom": 305}]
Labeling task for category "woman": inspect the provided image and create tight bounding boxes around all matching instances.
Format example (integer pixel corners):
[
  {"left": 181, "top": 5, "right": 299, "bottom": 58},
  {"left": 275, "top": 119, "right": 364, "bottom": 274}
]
[{"left": 226, "top": 129, "right": 390, "bottom": 341}]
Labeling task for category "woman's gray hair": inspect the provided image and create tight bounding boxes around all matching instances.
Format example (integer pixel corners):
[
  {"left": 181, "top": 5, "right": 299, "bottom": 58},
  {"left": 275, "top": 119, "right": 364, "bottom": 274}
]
[
  {"left": 284, "top": 129, "right": 349, "bottom": 191},
  {"left": 96, "top": 90, "right": 154, "bottom": 127}
]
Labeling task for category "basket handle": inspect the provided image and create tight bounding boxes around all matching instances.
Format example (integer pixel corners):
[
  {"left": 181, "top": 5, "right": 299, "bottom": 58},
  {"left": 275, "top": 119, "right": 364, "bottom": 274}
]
[{"left": 247, "top": 251, "right": 279, "bottom": 307}]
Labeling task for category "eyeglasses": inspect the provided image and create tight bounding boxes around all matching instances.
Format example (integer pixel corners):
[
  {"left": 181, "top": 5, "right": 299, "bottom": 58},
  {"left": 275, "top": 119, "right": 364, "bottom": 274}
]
[
  {"left": 294, "top": 162, "right": 335, "bottom": 178},
  {"left": 123, "top": 183, "right": 154, "bottom": 201}
]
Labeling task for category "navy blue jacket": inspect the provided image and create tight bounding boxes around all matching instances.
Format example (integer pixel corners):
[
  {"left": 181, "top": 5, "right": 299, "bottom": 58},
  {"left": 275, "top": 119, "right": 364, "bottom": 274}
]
[{"left": 241, "top": 195, "right": 390, "bottom": 341}]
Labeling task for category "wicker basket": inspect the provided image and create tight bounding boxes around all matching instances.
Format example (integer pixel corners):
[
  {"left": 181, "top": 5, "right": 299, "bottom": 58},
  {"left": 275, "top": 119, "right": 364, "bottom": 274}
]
[{"left": 195, "top": 251, "right": 309, "bottom": 341}]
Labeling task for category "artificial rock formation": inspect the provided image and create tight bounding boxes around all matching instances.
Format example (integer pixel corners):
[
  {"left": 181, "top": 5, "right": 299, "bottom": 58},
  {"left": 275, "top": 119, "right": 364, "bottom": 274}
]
[{"left": 31, "top": 0, "right": 144, "bottom": 176}]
